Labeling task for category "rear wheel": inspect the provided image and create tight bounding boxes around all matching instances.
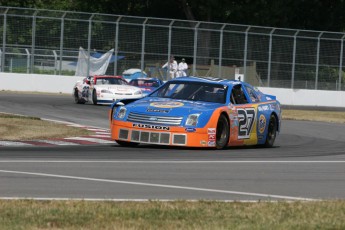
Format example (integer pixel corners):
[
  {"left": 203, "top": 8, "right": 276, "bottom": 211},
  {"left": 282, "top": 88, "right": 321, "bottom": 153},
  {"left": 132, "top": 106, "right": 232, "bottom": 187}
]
[
  {"left": 264, "top": 114, "right": 277, "bottom": 148},
  {"left": 74, "top": 89, "right": 85, "bottom": 104},
  {"left": 116, "top": 140, "right": 140, "bottom": 147},
  {"left": 216, "top": 114, "right": 230, "bottom": 149},
  {"left": 92, "top": 90, "right": 98, "bottom": 105}
]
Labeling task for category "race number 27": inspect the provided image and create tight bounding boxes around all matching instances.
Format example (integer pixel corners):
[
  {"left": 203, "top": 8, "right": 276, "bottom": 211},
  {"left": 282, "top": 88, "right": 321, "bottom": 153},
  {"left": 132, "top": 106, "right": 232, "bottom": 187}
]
[{"left": 237, "top": 108, "right": 256, "bottom": 139}]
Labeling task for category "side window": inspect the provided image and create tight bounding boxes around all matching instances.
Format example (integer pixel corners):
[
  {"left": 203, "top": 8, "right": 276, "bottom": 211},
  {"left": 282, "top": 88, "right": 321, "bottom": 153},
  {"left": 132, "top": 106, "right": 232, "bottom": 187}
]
[
  {"left": 230, "top": 84, "right": 248, "bottom": 104},
  {"left": 245, "top": 86, "right": 260, "bottom": 103}
]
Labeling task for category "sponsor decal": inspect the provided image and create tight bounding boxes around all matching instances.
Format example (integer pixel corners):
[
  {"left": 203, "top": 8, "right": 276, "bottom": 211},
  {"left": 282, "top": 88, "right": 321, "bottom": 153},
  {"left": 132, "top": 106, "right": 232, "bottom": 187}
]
[
  {"left": 259, "top": 114, "right": 266, "bottom": 134},
  {"left": 231, "top": 119, "right": 239, "bottom": 128},
  {"left": 150, "top": 101, "right": 184, "bottom": 108},
  {"left": 258, "top": 105, "right": 270, "bottom": 112},
  {"left": 258, "top": 135, "right": 264, "bottom": 140},
  {"left": 132, "top": 123, "right": 170, "bottom": 130},
  {"left": 200, "top": 140, "right": 207, "bottom": 146},
  {"left": 208, "top": 141, "right": 216, "bottom": 146},
  {"left": 185, "top": 128, "right": 196, "bottom": 132},
  {"left": 147, "top": 108, "right": 169, "bottom": 113},
  {"left": 208, "top": 128, "right": 216, "bottom": 134},
  {"left": 208, "top": 134, "right": 216, "bottom": 141}
]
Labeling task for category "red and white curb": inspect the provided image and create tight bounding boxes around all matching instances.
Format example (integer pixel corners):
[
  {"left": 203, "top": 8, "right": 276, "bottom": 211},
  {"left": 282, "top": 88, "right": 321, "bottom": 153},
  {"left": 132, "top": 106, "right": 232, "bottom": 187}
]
[{"left": 0, "top": 120, "right": 115, "bottom": 147}]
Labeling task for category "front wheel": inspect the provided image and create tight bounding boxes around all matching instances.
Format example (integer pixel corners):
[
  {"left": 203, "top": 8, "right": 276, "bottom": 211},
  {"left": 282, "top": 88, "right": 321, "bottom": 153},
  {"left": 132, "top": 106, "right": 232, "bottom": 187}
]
[
  {"left": 264, "top": 114, "right": 277, "bottom": 148},
  {"left": 74, "top": 89, "right": 85, "bottom": 104},
  {"left": 115, "top": 140, "right": 140, "bottom": 147},
  {"left": 216, "top": 114, "right": 230, "bottom": 149},
  {"left": 92, "top": 90, "right": 98, "bottom": 105}
]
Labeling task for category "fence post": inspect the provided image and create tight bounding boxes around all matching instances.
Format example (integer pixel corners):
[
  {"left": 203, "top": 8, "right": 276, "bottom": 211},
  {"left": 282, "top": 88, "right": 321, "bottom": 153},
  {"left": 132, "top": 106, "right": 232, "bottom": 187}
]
[
  {"left": 291, "top": 30, "right": 299, "bottom": 89},
  {"left": 165, "top": 20, "right": 175, "bottom": 80},
  {"left": 114, "top": 16, "right": 122, "bottom": 76},
  {"left": 243, "top": 26, "right": 251, "bottom": 80},
  {"left": 267, "top": 28, "right": 276, "bottom": 87},
  {"left": 140, "top": 18, "right": 148, "bottom": 77},
  {"left": 87, "top": 14, "right": 95, "bottom": 77},
  {"left": 59, "top": 12, "right": 66, "bottom": 76},
  {"left": 193, "top": 22, "right": 201, "bottom": 76},
  {"left": 25, "top": 49, "right": 30, "bottom": 73},
  {"left": 30, "top": 10, "right": 38, "bottom": 74},
  {"left": 1, "top": 8, "right": 8, "bottom": 72},
  {"left": 218, "top": 24, "right": 226, "bottom": 78},
  {"left": 315, "top": 32, "right": 323, "bottom": 90},
  {"left": 338, "top": 34, "right": 345, "bottom": 91}
]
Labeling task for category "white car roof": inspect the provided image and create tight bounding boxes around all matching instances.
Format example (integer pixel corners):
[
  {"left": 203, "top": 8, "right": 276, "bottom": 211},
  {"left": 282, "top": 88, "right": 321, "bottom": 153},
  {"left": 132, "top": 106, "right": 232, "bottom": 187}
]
[{"left": 122, "top": 68, "right": 147, "bottom": 75}]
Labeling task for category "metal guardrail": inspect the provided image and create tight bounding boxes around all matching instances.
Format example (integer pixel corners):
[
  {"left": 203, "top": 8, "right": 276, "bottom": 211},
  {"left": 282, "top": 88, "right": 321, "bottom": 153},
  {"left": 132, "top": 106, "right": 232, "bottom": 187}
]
[{"left": 0, "top": 6, "right": 345, "bottom": 91}]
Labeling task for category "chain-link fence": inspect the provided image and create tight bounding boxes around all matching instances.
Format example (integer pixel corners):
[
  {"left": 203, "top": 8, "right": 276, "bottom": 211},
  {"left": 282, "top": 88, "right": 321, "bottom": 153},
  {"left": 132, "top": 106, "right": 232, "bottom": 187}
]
[{"left": 1, "top": 6, "right": 345, "bottom": 91}]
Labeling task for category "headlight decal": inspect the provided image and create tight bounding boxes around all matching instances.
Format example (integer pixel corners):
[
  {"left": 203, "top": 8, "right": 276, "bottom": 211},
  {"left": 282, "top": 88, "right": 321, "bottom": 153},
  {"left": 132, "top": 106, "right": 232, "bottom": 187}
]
[
  {"left": 117, "top": 107, "right": 127, "bottom": 119},
  {"left": 185, "top": 114, "right": 200, "bottom": 126}
]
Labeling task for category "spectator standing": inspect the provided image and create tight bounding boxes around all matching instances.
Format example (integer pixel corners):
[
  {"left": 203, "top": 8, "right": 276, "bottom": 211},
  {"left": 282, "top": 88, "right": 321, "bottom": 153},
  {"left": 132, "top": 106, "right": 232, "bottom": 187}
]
[
  {"left": 177, "top": 58, "right": 188, "bottom": 77},
  {"left": 162, "top": 56, "right": 178, "bottom": 79}
]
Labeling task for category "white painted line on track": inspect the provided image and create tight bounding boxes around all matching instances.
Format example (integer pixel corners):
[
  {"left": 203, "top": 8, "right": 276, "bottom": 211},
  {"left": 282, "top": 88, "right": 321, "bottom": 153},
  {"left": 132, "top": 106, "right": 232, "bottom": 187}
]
[
  {"left": 64, "top": 137, "right": 114, "bottom": 143},
  {"left": 36, "top": 140, "right": 79, "bottom": 146},
  {"left": 0, "top": 160, "right": 345, "bottom": 163},
  {"left": 0, "top": 169, "right": 318, "bottom": 201},
  {"left": 90, "top": 134, "right": 111, "bottom": 138},
  {"left": 0, "top": 141, "right": 33, "bottom": 146}
]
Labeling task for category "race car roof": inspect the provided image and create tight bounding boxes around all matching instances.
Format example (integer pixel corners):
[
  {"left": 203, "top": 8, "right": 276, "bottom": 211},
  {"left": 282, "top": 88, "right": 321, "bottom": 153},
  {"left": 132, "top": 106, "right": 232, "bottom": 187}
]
[{"left": 170, "top": 76, "right": 241, "bottom": 86}]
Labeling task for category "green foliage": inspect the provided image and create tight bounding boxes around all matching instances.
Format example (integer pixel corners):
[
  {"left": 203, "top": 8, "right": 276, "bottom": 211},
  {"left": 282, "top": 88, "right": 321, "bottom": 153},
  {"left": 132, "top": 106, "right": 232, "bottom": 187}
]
[{"left": 2, "top": 0, "right": 345, "bottom": 31}]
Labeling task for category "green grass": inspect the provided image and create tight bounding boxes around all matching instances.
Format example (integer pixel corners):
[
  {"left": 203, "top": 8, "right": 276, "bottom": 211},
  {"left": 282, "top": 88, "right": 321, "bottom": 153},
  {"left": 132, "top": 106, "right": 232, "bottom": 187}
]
[
  {"left": 1, "top": 200, "right": 345, "bottom": 229},
  {"left": 0, "top": 113, "right": 92, "bottom": 140}
]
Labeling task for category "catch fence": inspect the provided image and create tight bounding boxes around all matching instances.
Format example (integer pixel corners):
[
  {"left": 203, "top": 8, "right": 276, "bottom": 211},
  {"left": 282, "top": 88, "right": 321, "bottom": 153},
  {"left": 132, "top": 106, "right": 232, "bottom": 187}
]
[{"left": 1, "top": 6, "right": 345, "bottom": 91}]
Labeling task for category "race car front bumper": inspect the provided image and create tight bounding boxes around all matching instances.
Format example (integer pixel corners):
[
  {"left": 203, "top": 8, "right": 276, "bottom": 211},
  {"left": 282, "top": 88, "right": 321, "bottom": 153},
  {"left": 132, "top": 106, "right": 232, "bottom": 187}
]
[{"left": 110, "top": 121, "right": 216, "bottom": 147}]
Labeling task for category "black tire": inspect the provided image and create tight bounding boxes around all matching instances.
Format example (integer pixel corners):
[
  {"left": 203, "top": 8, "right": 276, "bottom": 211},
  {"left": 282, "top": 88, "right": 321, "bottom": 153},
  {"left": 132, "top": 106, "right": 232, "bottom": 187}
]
[
  {"left": 74, "top": 89, "right": 85, "bottom": 104},
  {"left": 216, "top": 114, "right": 230, "bottom": 149},
  {"left": 264, "top": 114, "right": 277, "bottom": 148},
  {"left": 115, "top": 140, "right": 140, "bottom": 147},
  {"left": 92, "top": 89, "right": 98, "bottom": 105}
]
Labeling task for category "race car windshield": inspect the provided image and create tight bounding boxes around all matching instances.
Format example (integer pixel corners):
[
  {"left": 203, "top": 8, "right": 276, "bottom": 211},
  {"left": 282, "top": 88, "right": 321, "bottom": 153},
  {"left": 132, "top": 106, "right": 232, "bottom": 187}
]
[
  {"left": 149, "top": 82, "right": 227, "bottom": 103},
  {"left": 96, "top": 78, "right": 128, "bottom": 85}
]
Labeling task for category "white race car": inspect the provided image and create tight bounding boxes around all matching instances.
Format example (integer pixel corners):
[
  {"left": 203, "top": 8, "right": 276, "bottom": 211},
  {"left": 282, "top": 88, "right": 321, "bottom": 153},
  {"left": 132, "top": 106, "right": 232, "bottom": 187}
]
[{"left": 73, "top": 75, "right": 143, "bottom": 105}]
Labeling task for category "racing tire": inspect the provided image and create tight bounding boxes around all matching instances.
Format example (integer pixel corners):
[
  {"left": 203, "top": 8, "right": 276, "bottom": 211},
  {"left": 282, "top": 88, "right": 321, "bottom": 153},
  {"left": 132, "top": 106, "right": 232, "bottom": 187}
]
[
  {"left": 92, "top": 89, "right": 98, "bottom": 105},
  {"left": 74, "top": 89, "right": 85, "bottom": 104},
  {"left": 115, "top": 140, "right": 140, "bottom": 147},
  {"left": 216, "top": 114, "right": 230, "bottom": 149},
  {"left": 264, "top": 114, "right": 277, "bottom": 148}
]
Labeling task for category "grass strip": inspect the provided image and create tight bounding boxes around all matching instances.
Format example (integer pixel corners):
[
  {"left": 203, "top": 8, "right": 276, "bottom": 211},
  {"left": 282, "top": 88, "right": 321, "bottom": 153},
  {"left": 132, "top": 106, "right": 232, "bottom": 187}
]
[
  {"left": 282, "top": 109, "right": 345, "bottom": 123},
  {"left": 0, "top": 113, "right": 92, "bottom": 140},
  {"left": 0, "top": 200, "right": 345, "bottom": 229}
]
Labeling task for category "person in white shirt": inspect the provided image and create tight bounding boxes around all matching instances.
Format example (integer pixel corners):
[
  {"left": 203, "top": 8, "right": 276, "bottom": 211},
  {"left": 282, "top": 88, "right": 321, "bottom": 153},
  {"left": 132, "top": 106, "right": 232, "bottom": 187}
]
[
  {"left": 177, "top": 58, "right": 188, "bottom": 77},
  {"left": 162, "top": 56, "right": 178, "bottom": 79}
]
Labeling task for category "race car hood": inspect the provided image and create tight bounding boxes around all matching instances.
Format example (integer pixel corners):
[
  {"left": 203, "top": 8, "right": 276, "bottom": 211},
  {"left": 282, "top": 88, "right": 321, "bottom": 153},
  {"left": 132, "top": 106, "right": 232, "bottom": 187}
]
[
  {"left": 95, "top": 84, "right": 141, "bottom": 93},
  {"left": 125, "top": 98, "right": 221, "bottom": 117}
]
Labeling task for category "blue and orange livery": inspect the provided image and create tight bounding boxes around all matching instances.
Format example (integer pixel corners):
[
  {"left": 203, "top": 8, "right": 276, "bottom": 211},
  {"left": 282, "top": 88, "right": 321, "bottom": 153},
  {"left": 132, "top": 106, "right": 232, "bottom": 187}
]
[{"left": 109, "top": 76, "right": 281, "bottom": 149}]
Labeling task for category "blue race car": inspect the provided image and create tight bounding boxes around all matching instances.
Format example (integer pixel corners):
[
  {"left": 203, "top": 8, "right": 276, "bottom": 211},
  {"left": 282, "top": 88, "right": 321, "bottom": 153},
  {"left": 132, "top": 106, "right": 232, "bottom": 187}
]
[
  {"left": 128, "top": 78, "right": 164, "bottom": 96},
  {"left": 110, "top": 76, "right": 281, "bottom": 149}
]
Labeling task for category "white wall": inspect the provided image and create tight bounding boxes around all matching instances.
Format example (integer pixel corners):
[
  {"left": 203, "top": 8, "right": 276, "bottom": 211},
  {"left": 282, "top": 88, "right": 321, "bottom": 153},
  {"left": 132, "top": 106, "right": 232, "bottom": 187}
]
[
  {"left": 1, "top": 73, "right": 344, "bottom": 107},
  {"left": 0, "top": 73, "right": 84, "bottom": 94},
  {"left": 258, "top": 87, "right": 345, "bottom": 108}
]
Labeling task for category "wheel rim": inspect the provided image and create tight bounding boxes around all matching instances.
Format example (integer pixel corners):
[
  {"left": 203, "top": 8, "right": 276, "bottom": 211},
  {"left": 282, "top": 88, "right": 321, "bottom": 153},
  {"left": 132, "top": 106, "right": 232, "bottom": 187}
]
[
  {"left": 216, "top": 115, "right": 229, "bottom": 149},
  {"left": 267, "top": 116, "right": 277, "bottom": 142}
]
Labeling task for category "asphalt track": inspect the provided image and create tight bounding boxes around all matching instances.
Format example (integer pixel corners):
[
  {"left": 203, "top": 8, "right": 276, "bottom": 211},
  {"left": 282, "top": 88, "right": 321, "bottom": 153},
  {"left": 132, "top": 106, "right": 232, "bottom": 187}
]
[{"left": 1, "top": 92, "right": 345, "bottom": 201}]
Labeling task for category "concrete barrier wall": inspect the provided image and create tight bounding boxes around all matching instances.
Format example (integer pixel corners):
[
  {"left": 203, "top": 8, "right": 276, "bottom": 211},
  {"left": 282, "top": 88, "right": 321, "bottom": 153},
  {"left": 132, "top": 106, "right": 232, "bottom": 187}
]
[
  {"left": 258, "top": 87, "right": 345, "bottom": 108},
  {"left": 1, "top": 73, "right": 345, "bottom": 107},
  {"left": 0, "top": 73, "right": 84, "bottom": 94}
]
